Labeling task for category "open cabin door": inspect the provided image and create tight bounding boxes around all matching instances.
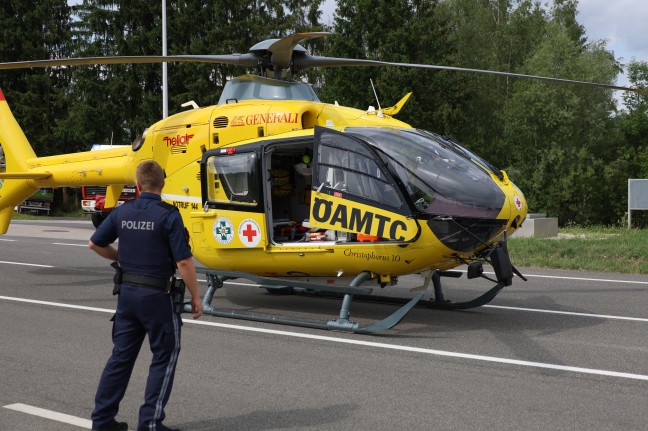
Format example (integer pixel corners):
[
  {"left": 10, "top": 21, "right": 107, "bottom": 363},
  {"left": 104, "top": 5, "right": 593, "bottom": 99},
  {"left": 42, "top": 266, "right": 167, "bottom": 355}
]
[
  {"left": 262, "top": 139, "right": 314, "bottom": 245},
  {"left": 309, "top": 127, "right": 419, "bottom": 242},
  {"left": 198, "top": 146, "right": 266, "bottom": 249}
]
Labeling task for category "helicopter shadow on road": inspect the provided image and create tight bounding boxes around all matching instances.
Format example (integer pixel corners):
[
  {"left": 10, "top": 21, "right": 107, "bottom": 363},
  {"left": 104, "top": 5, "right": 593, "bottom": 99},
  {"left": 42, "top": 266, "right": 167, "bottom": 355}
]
[
  {"left": 214, "top": 276, "right": 615, "bottom": 368},
  {"left": 19, "top": 265, "right": 122, "bottom": 306},
  {"left": 216, "top": 277, "right": 607, "bottom": 335},
  {"left": 25, "top": 265, "right": 616, "bottom": 369},
  {"left": 392, "top": 277, "right": 625, "bottom": 367},
  {"left": 30, "top": 265, "right": 113, "bottom": 282},
  {"left": 175, "top": 403, "right": 357, "bottom": 431}
]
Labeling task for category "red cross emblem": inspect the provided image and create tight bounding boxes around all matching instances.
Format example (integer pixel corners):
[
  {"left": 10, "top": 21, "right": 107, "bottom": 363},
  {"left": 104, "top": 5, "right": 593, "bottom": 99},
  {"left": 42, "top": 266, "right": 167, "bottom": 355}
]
[
  {"left": 514, "top": 195, "right": 522, "bottom": 210},
  {"left": 242, "top": 223, "right": 257, "bottom": 242},
  {"left": 238, "top": 219, "right": 262, "bottom": 247}
]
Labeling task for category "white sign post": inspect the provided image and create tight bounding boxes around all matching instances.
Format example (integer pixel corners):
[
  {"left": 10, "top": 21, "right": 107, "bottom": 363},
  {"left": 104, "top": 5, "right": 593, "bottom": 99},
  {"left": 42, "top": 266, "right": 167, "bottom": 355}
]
[{"left": 628, "top": 179, "right": 648, "bottom": 228}]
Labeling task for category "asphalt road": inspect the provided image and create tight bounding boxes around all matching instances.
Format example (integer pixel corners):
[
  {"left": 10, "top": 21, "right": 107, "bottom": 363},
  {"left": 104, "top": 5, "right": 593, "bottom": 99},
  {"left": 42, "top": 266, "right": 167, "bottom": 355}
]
[{"left": 1, "top": 219, "right": 648, "bottom": 431}]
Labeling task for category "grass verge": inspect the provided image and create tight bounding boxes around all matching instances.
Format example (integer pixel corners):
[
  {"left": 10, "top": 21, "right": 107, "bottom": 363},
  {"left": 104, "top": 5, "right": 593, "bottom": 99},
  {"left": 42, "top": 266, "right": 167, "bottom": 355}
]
[
  {"left": 11, "top": 209, "right": 89, "bottom": 220},
  {"left": 509, "top": 226, "right": 648, "bottom": 274}
]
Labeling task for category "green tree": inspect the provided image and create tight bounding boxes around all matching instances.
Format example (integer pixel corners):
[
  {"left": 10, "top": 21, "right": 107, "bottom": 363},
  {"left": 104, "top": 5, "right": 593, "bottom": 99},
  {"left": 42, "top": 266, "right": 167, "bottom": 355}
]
[
  {"left": 502, "top": 22, "right": 620, "bottom": 224},
  {"left": 620, "top": 60, "right": 648, "bottom": 166},
  {"left": 435, "top": 0, "right": 549, "bottom": 164},
  {"left": 605, "top": 61, "right": 648, "bottom": 225},
  {"left": 320, "top": 0, "right": 460, "bottom": 135},
  {"left": 0, "top": 0, "right": 73, "bottom": 155},
  {"left": 165, "top": 0, "right": 325, "bottom": 112},
  {"left": 65, "top": 0, "right": 325, "bottom": 141},
  {"left": 64, "top": 0, "right": 163, "bottom": 148},
  {"left": 316, "top": 0, "right": 623, "bottom": 225}
]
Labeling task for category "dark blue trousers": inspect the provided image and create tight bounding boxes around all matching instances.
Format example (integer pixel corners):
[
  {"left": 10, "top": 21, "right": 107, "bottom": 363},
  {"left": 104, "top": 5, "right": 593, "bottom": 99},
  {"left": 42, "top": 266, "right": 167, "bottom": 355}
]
[{"left": 92, "top": 284, "right": 182, "bottom": 431}]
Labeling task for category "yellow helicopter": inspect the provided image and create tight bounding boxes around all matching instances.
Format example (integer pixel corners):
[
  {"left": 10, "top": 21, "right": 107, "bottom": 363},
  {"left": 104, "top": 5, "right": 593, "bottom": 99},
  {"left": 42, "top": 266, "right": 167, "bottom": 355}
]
[{"left": 0, "top": 33, "right": 640, "bottom": 333}]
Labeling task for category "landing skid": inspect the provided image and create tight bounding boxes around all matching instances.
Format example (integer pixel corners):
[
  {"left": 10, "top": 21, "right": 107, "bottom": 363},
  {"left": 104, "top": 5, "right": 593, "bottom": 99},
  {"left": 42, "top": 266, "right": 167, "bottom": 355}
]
[
  {"left": 352, "top": 271, "right": 506, "bottom": 310},
  {"left": 190, "top": 269, "right": 423, "bottom": 334},
  {"left": 188, "top": 268, "right": 509, "bottom": 334}
]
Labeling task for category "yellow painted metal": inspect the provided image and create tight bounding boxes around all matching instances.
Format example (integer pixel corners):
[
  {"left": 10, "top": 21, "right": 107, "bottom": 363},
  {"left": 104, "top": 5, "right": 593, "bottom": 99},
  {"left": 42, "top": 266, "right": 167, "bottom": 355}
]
[{"left": 0, "top": 88, "right": 526, "bottom": 280}]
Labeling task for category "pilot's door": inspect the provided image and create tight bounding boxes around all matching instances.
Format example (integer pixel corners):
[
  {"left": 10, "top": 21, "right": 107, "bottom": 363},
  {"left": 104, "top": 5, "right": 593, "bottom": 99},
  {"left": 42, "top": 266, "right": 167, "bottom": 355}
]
[
  {"left": 309, "top": 127, "right": 419, "bottom": 242},
  {"left": 199, "top": 147, "right": 266, "bottom": 249}
]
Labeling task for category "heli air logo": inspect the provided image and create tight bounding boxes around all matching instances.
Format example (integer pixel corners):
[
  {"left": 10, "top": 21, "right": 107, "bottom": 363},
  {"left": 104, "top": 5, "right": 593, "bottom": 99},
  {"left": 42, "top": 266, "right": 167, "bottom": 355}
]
[
  {"left": 238, "top": 219, "right": 262, "bottom": 247},
  {"left": 513, "top": 195, "right": 523, "bottom": 211},
  {"left": 213, "top": 217, "right": 234, "bottom": 245},
  {"left": 163, "top": 133, "right": 195, "bottom": 147},
  {"left": 231, "top": 113, "right": 300, "bottom": 127}
]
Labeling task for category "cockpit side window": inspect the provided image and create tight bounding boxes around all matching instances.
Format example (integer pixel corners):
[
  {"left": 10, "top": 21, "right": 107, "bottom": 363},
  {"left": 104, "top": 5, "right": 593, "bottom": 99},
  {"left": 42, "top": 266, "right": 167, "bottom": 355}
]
[
  {"left": 316, "top": 133, "right": 402, "bottom": 208},
  {"left": 206, "top": 152, "right": 259, "bottom": 206}
]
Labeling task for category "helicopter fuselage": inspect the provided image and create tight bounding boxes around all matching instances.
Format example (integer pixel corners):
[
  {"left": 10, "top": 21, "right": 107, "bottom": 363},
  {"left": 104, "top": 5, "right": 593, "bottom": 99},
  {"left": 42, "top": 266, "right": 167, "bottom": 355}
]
[
  {"left": 0, "top": 76, "right": 527, "bottom": 281},
  {"left": 146, "top": 81, "right": 526, "bottom": 278}
]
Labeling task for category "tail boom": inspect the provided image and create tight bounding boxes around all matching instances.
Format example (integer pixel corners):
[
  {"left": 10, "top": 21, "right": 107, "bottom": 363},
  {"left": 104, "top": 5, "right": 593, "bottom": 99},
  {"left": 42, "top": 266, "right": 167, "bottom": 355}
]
[{"left": 0, "top": 88, "right": 136, "bottom": 234}]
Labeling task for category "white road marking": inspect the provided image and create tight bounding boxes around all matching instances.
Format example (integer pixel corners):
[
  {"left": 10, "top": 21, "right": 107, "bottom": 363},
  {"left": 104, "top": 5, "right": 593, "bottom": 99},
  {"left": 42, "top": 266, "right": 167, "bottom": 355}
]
[
  {"left": 0, "top": 296, "right": 111, "bottom": 314},
  {"left": 218, "top": 279, "right": 648, "bottom": 322},
  {"left": 3, "top": 403, "right": 91, "bottom": 429},
  {"left": 0, "top": 260, "right": 53, "bottom": 268},
  {"left": 485, "top": 305, "right": 648, "bottom": 322},
  {"left": 221, "top": 271, "right": 648, "bottom": 288},
  {"left": 519, "top": 273, "right": 648, "bottom": 285},
  {"left": 12, "top": 220, "right": 91, "bottom": 224},
  {"left": 52, "top": 242, "right": 88, "bottom": 247},
  {"left": 460, "top": 269, "right": 648, "bottom": 285},
  {"left": 218, "top": 273, "right": 648, "bottom": 287},
  {"left": 190, "top": 319, "right": 648, "bottom": 382},
  {"left": 2, "top": 295, "right": 648, "bottom": 382},
  {"left": 4, "top": 235, "right": 647, "bottom": 286}
]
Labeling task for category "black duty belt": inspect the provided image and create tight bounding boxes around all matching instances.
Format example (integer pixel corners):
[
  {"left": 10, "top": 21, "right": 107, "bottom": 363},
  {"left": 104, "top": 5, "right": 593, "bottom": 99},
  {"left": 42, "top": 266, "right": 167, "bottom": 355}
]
[{"left": 121, "top": 273, "right": 170, "bottom": 291}]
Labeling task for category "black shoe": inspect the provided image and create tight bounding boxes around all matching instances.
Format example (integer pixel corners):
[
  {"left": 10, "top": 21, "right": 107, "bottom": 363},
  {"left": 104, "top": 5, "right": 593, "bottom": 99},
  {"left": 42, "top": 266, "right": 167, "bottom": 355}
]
[
  {"left": 92, "top": 419, "right": 129, "bottom": 431},
  {"left": 156, "top": 424, "right": 180, "bottom": 431}
]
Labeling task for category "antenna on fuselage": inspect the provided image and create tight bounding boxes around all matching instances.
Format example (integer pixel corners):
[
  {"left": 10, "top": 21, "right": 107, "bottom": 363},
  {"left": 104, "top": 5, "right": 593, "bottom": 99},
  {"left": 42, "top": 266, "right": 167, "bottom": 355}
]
[{"left": 370, "top": 79, "right": 384, "bottom": 118}]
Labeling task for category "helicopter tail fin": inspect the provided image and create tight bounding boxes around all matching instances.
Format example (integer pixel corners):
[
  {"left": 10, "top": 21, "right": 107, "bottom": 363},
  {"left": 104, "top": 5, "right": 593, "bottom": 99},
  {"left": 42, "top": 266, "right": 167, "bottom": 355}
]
[
  {"left": 382, "top": 92, "right": 413, "bottom": 117},
  {"left": 0, "top": 88, "right": 49, "bottom": 234}
]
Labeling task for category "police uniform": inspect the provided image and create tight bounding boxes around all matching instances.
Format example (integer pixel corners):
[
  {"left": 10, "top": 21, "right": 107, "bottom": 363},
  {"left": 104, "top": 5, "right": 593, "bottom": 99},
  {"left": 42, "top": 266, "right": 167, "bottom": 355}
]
[{"left": 91, "top": 192, "right": 191, "bottom": 431}]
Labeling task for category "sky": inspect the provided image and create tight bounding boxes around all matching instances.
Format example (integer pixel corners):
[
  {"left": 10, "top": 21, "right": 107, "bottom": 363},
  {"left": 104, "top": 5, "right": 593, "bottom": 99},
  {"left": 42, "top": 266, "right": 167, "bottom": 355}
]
[
  {"left": 577, "top": 0, "right": 648, "bottom": 86},
  {"left": 320, "top": 0, "right": 648, "bottom": 88}
]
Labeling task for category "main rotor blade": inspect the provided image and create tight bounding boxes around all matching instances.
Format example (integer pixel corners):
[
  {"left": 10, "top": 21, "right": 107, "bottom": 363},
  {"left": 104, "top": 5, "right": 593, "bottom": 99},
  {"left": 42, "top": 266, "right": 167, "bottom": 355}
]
[
  {"left": 0, "top": 54, "right": 260, "bottom": 70},
  {"left": 265, "top": 32, "right": 331, "bottom": 69},
  {"left": 294, "top": 55, "right": 646, "bottom": 93}
]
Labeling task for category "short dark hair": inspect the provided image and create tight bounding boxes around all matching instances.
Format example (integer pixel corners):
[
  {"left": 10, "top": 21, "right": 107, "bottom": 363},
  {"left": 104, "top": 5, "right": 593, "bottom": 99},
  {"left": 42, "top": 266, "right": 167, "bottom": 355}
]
[{"left": 136, "top": 160, "right": 165, "bottom": 191}]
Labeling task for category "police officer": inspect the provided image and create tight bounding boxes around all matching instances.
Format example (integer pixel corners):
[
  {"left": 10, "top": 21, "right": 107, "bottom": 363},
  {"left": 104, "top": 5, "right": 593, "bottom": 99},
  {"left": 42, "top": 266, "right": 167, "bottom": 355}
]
[{"left": 89, "top": 160, "right": 203, "bottom": 431}]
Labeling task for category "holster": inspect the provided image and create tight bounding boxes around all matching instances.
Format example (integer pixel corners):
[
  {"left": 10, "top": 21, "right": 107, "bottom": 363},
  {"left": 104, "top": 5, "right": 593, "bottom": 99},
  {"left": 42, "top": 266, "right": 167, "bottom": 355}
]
[
  {"left": 111, "top": 261, "right": 122, "bottom": 295},
  {"left": 170, "top": 277, "right": 186, "bottom": 314}
]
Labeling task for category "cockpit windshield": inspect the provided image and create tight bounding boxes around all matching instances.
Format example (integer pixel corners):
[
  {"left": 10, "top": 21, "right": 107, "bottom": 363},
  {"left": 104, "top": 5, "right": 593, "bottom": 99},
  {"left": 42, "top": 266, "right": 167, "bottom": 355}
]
[
  {"left": 218, "top": 75, "right": 320, "bottom": 104},
  {"left": 347, "top": 128, "right": 505, "bottom": 219}
]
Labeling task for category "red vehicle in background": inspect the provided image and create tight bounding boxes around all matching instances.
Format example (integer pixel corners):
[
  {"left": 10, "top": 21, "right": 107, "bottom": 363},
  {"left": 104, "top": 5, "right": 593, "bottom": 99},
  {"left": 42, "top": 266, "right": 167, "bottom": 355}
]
[
  {"left": 81, "top": 184, "right": 138, "bottom": 227},
  {"left": 81, "top": 145, "right": 137, "bottom": 227}
]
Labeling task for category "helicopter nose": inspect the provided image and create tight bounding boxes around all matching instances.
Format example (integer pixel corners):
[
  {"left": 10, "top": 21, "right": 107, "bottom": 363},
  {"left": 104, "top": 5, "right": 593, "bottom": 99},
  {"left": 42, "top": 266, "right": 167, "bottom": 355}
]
[
  {"left": 425, "top": 177, "right": 527, "bottom": 253},
  {"left": 506, "top": 182, "right": 528, "bottom": 232}
]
